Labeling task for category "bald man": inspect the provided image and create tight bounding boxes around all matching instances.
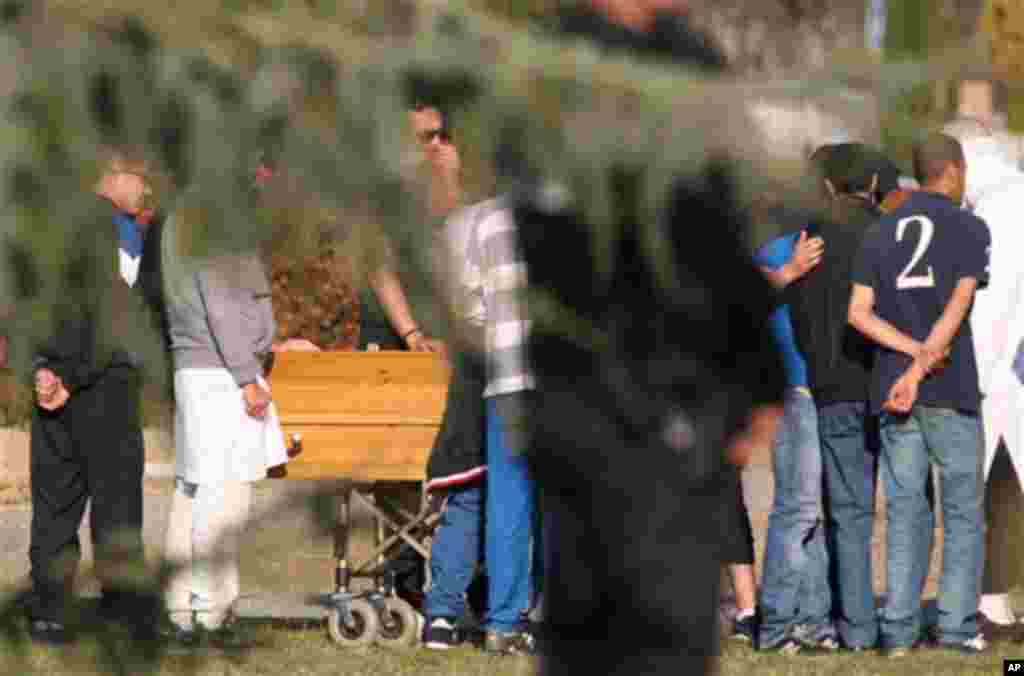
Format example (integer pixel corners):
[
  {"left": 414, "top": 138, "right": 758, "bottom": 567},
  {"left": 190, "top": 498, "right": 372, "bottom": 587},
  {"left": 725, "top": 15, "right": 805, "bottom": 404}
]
[{"left": 849, "top": 133, "right": 990, "bottom": 656}]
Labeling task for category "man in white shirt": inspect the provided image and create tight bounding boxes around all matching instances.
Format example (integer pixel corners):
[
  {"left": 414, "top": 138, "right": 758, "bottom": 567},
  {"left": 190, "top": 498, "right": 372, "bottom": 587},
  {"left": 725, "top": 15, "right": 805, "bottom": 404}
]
[{"left": 945, "top": 117, "right": 1024, "bottom": 633}]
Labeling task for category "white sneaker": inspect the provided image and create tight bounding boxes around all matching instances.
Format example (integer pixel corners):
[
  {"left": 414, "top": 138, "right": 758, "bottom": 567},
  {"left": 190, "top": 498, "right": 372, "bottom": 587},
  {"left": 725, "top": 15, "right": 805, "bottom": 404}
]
[
  {"left": 980, "top": 593, "right": 1016, "bottom": 625},
  {"left": 954, "top": 634, "right": 988, "bottom": 655}
]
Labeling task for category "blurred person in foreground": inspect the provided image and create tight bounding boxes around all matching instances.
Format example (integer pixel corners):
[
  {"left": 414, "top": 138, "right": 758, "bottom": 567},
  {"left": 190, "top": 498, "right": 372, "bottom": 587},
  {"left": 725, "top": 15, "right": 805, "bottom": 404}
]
[
  {"left": 27, "top": 148, "right": 164, "bottom": 645},
  {"left": 849, "top": 133, "right": 990, "bottom": 656},
  {"left": 944, "top": 117, "right": 1024, "bottom": 635},
  {"left": 784, "top": 143, "right": 899, "bottom": 652},
  {"left": 516, "top": 1, "right": 786, "bottom": 673},
  {"left": 160, "top": 176, "right": 289, "bottom": 647}
]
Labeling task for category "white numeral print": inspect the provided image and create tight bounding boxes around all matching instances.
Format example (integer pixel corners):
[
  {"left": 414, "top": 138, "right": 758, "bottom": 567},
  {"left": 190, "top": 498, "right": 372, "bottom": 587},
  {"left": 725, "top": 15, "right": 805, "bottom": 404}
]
[{"left": 896, "top": 215, "right": 936, "bottom": 290}]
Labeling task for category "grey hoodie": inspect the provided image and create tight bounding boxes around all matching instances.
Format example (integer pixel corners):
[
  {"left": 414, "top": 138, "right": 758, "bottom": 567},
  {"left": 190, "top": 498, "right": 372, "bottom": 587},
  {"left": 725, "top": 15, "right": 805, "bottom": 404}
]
[{"left": 162, "top": 213, "right": 276, "bottom": 387}]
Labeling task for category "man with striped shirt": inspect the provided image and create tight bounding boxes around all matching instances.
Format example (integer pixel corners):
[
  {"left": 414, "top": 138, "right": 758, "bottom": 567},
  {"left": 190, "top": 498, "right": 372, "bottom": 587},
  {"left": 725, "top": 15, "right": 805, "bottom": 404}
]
[{"left": 461, "top": 198, "right": 539, "bottom": 654}]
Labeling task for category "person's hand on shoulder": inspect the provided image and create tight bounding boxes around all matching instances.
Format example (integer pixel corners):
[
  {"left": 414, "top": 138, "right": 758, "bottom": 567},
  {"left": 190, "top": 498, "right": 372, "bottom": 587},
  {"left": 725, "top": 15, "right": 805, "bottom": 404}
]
[{"left": 789, "top": 230, "right": 825, "bottom": 280}]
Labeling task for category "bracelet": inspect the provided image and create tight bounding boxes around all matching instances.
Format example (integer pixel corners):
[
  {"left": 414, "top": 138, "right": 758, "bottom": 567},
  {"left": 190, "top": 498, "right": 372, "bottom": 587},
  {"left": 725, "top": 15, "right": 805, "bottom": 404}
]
[{"left": 402, "top": 327, "right": 422, "bottom": 340}]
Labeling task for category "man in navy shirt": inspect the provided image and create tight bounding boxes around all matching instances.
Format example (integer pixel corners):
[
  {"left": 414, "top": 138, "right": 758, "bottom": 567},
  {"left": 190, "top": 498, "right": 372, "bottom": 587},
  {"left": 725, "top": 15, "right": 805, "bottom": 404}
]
[{"left": 849, "top": 133, "right": 990, "bottom": 655}]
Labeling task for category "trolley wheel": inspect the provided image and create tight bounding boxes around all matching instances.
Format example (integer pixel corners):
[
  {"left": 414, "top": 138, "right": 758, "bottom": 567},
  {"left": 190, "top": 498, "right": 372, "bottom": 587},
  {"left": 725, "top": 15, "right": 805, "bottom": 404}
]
[
  {"left": 375, "top": 597, "right": 420, "bottom": 648},
  {"left": 328, "top": 598, "right": 379, "bottom": 648}
]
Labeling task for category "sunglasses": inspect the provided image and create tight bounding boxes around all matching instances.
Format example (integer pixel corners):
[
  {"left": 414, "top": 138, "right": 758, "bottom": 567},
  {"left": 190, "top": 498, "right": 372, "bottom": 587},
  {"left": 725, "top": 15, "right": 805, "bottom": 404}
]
[
  {"left": 417, "top": 127, "right": 452, "bottom": 145},
  {"left": 115, "top": 168, "right": 151, "bottom": 183}
]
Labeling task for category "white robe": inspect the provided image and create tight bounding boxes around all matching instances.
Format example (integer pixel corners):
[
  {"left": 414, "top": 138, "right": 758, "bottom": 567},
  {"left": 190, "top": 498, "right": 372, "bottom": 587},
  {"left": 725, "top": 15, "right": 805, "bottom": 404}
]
[
  {"left": 966, "top": 142, "right": 1024, "bottom": 488},
  {"left": 174, "top": 368, "right": 288, "bottom": 484}
]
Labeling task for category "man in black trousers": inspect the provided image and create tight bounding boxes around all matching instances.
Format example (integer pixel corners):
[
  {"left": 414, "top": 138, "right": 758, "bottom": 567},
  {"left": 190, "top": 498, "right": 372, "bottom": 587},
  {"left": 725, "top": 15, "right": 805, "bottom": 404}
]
[{"left": 28, "top": 148, "right": 164, "bottom": 644}]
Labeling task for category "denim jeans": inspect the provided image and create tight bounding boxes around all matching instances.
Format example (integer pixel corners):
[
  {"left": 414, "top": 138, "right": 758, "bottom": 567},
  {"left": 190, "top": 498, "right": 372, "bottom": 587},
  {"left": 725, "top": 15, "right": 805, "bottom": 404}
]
[
  {"left": 424, "top": 483, "right": 484, "bottom": 621},
  {"left": 758, "top": 389, "right": 832, "bottom": 648},
  {"left": 818, "top": 401, "right": 880, "bottom": 649},
  {"left": 485, "top": 395, "right": 538, "bottom": 632},
  {"left": 879, "top": 406, "right": 984, "bottom": 648}
]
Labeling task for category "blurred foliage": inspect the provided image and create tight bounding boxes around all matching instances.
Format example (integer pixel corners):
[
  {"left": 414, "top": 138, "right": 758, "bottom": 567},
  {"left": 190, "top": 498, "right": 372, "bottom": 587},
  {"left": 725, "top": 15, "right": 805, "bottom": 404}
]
[
  {"left": 0, "top": 0, "right": 993, "bottom": 669},
  {"left": 0, "top": 0, "right": 970, "bottom": 426}
]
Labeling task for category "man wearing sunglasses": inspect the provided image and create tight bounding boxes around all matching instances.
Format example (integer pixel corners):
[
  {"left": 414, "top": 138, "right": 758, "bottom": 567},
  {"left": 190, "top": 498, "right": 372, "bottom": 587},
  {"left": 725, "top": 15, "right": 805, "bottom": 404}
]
[
  {"left": 359, "top": 104, "right": 458, "bottom": 353},
  {"left": 26, "top": 148, "right": 165, "bottom": 645}
]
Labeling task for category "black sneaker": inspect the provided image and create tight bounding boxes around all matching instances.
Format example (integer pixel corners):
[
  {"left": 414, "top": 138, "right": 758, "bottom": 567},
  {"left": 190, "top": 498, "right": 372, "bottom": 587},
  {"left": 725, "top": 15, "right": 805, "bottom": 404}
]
[
  {"left": 483, "top": 628, "right": 536, "bottom": 655},
  {"left": 730, "top": 613, "right": 758, "bottom": 643},
  {"left": 159, "top": 623, "right": 202, "bottom": 656},
  {"left": 423, "top": 617, "right": 459, "bottom": 650},
  {"left": 28, "top": 619, "right": 71, "bottom": 646},
  {"left": 760, "top": 638, "right": 830, "bottom": 656}
]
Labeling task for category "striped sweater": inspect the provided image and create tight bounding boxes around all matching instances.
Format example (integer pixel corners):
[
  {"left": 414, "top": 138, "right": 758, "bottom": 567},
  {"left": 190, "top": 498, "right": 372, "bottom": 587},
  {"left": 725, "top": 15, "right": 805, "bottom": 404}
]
[{"left": 462, "top": 198, "right": 533, "bottom": 398}]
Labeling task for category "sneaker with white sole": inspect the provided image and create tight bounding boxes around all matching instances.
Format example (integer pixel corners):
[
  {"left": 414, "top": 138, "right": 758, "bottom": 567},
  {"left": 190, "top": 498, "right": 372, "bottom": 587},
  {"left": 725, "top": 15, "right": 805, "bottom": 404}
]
[
  {"left": 946, "top": 633, "right": 987, "bottom": 655},
  {"left": 760, "top": 638, "right": 831, "bottom": 656},
  {"left": 483, "top": 628, "right": 536, "bottom": 655},
  {"left": 730, "top": 612, "right": 758, "bottom": 643},
  {"left": 423, "top": 617, "right": 459, "bottom": 650}
]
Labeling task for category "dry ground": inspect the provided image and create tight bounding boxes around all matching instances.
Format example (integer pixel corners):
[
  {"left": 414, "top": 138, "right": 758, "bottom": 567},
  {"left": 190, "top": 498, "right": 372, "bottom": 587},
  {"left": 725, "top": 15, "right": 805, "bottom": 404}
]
[{"left": 0, "top": 448, "right": 1011, "bottom": 675}]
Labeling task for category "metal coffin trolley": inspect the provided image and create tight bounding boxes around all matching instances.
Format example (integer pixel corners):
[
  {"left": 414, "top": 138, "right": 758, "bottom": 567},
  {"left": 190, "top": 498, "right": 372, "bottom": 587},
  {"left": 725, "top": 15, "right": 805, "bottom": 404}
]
[{"left": 235, "top": 351, "right": 449, "bottom": 647}]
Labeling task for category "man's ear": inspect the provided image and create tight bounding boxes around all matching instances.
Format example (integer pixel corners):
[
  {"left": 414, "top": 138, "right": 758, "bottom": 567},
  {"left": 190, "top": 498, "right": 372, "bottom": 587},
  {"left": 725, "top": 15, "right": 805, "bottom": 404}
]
[{"left": 823, "top": 178, "right": 837, "bottom": 199}]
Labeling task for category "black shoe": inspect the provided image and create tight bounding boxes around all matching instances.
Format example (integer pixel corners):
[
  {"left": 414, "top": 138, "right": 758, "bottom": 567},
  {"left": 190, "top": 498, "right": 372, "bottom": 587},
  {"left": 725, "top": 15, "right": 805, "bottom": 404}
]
[
  {"left": 730, "top": 613, "right": 758, "bottom": 643},
  {"left": 423, "top": 617, "right": 459, "bottom": 650},
  {"left": 159, "top": 623, "right": 201, "bottom": 655},
  {"left": 981, "top": 615, "right": 1022, "bottom": 642},
  {"left": 28, "top": 619, "right": 71, "bottom": 646}
]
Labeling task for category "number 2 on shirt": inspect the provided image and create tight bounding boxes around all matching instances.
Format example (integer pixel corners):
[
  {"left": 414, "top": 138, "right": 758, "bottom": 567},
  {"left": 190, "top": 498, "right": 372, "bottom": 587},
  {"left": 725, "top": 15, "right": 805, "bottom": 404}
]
[{"left": 895, "top": 215, "right": 935, "bottom": 290}]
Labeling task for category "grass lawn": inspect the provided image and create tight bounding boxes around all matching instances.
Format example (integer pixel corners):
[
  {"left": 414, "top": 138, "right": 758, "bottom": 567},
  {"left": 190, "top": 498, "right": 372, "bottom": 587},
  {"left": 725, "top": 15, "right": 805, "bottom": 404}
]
[
  {"left": 0, "top": 622, "right": 1018, "bottom": 676},
  {"left": 0, "top": 619, "right": 538, "bottom": 676},
  {"left": 720, "top": 639, "right": 1015, "bottom": 676}
]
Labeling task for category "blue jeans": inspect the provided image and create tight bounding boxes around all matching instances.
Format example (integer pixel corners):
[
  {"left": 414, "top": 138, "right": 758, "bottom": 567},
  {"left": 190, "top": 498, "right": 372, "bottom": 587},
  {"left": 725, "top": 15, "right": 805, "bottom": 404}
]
[
  {"left": 818, "top": 401, "right": 880, "bottom": 649},
  {"left": 424, "top": 483, "right": 484, "bottom": 621},
  {"left": 758, "top": 389, "right": 831, "bottom": 648},
  {"left": 879, "top": 407, "right": 984, "bottom": 648},
  {"left": 485, "top": 395, "right": 538, "bottom": 632}
]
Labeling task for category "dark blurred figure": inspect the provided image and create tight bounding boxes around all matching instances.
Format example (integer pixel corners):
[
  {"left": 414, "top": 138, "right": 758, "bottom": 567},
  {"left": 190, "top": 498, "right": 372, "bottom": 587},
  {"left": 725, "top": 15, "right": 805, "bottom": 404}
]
[{"left": 517, "top": 2, "right": 785, "bottom": 674}]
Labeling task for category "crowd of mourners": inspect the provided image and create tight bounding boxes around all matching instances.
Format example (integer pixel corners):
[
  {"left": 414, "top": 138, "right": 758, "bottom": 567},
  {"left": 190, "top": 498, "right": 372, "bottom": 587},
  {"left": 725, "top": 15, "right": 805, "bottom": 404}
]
[{"left": 5, "top": 0, "right": 1024, "bottom": 669}]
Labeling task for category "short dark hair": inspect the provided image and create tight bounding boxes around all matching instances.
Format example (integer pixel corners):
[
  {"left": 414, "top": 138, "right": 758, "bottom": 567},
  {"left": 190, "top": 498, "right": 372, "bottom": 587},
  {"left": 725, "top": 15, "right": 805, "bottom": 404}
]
[
  {"left": 809, "top": 143, "right": 883, "bottom": 196},
  {"left": 912, "top": 133, "right": 964, "bottom": 185}
]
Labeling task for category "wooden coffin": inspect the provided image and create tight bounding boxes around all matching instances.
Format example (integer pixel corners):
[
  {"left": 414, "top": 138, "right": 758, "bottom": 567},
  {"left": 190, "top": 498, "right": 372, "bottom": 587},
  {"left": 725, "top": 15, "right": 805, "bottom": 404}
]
[{"left": 268, "top": 352, "right": 449, "bottom": 481}]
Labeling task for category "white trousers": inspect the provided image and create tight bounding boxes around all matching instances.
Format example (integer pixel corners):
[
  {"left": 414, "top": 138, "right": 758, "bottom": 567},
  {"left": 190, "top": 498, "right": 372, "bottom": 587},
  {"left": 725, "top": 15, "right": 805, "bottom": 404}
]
[{"left": 164, "top": 478, "right": 252, "bottom": 630}]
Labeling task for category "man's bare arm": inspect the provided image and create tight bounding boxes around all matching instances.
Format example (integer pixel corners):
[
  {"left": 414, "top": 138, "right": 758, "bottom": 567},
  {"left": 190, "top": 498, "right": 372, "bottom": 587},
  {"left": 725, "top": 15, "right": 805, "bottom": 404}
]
[
  {"left": 370, "top": 268, "right": 419, "bottom": 339},
  {"left": 922, "top": 277, "right": 979, "bottom": 358},
  {"left": 848, "top": 283, "right": 923, "bottom": 357},
  {"left": 369, "top": 267, "right": 442, "bottom": 352}
]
